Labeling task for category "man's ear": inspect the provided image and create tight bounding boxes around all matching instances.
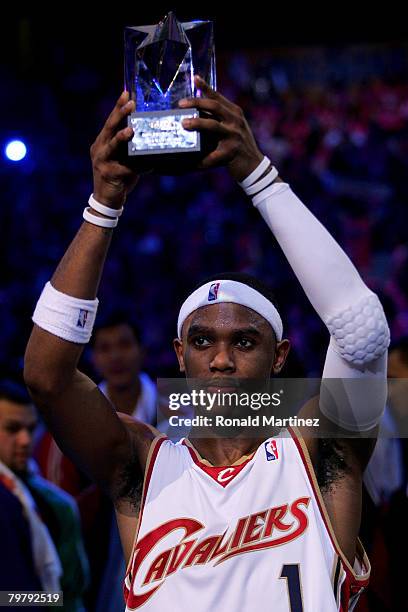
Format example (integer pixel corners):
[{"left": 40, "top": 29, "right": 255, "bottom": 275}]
[
  {"left": 272, "top": 339, "right": 291, "bottom": 375},
  {"left": 173, "top": 338, "right": 185, "bottom": 373}
]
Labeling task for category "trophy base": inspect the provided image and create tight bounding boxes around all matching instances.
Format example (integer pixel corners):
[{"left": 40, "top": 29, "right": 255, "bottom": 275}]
[{"left": 126, "top": 108, "right": 217, "bottom": 175}]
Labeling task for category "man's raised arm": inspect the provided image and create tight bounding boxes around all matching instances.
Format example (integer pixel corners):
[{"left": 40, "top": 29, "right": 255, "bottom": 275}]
[
  {"left": 24, "top": 92, "right": 153, "bottom": 498},
  {"left": 180, "top": 76, "right": 390, "bottom": 443}
]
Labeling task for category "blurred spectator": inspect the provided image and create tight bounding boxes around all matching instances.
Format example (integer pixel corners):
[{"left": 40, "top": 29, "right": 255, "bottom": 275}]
[
  {"left": 0, "top": 475, "right": 43, "bottom": 592},
  {"left": 364, "top": 400, "right": 402, "bottom": 506},
  {"left": 360, "top": 338, "right": 408, "bottom": 610},
  {"left": 383, "top": 338, "right": 408, "bottom": 611},
  {"left": 91, "top": 313, "right": 157, "bottom": 423},
  {"left": 364, "top": 338, "right": 408, "bottom": 504},
  {"left": 0, "top": 381, "right": 89, "bottom": 611}
]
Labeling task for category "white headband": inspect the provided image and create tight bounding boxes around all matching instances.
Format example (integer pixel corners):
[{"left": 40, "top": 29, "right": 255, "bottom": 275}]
[{"left": 177, "top": 280, "right": 283, "bottom": 340}]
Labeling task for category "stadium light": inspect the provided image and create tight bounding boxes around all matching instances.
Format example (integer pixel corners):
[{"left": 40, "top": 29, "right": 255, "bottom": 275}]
[{"left": 4, "top": 140, "right": 28, "bottom": 162}]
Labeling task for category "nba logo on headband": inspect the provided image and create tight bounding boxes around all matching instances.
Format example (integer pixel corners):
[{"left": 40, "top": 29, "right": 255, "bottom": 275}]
[{"left": 208, "top": 282, "right": 220, "bottom": 302}]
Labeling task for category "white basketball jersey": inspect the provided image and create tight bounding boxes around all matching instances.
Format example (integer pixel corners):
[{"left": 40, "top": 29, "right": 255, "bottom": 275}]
[{"left": 124, "top": 429, "right": 369, "bottom": 611}]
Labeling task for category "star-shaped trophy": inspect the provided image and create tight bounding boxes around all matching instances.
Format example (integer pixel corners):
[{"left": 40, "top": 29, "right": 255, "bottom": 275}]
[{"left": 124, "top": 12, "right": 216, "bottom": 174}]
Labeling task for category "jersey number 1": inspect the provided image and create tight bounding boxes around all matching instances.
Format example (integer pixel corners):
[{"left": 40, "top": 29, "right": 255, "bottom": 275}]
[{"left": 279, "top": 564, "right": 304, "bottom": 612}]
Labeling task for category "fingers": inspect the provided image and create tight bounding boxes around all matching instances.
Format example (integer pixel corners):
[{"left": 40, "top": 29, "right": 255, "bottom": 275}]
[
  {"left": 179, "top": 76, "right": 243, "bottom": 123},
  {"left": 181, "top": 112, "right": 240, "bottom": 170},
  {"left": 182, "top": 116, "right": 228, "bottom": 136},
  {"left": 91, "top": 89, "right": 135, "bottom": 162},
  {"left": 104, "top": 126, "right": 134, "bottom": 159},
  {"left": 194, "top": 75, "right": 238, "bottom": 110},
  {"left": 179, "top": 97, "right": 226, "bottom": 120},
  {"left": 100, "top": 92, "right": 135, "bottom": 143},
  {"left": 194, "top": 75, "right": 219, "bottom": 99}
]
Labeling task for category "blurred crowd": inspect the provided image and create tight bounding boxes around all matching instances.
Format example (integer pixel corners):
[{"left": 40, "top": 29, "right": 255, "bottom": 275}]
[
  {"left": 1, "top": 43, "right": 408, "bottom": 378},
  {"left": 1, "top": 41, "right": 408, "bottom": 610}
]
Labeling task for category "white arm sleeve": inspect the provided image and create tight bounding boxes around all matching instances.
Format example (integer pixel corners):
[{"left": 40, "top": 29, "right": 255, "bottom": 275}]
[
  {"left": 253, "top": 182, "right": 390, "bottom": 430},
  {"left": 320, "top": 338, "right": 388, "bottom": 431}
]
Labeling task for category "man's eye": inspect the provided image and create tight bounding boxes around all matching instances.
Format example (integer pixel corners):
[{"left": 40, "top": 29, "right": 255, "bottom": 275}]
[
  {"left": 193, "top": 336, "right": 210, "bottom": 347},
  {"left": 236, "top": 338, "right": 254, "bottom": 348},
  {"left": 6, "top": 425, "right": 20, "bottom": 434}
]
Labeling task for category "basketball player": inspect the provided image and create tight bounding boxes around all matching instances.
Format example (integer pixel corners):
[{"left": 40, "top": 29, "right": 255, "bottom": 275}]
[{"left": 24, "top": 76, "right": 389, "bottom": 610}]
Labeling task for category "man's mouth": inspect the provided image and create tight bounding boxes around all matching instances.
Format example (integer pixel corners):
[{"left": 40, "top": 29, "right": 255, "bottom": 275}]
[{"left": 204, "top": 380, "right": 241, "bottom": 392}]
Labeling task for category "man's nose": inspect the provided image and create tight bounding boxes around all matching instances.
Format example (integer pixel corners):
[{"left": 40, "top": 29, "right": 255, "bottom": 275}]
[
  {"left": 16, "top": 428, "right": 32, "bottom": 447},
  {"left": 209, "top": 345, "right": 235, "bottom": 372},
  {"left": 109, "top": 347, "right": 122, "bottom": 359}
]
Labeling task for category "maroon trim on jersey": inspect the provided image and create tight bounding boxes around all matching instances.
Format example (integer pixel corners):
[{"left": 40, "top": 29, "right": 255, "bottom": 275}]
[
  {"left": 124, "top": 435, "right": 167, "bottom": 604},
  {"left": 182, "top": 439, "right": 255, "bottom": 487},
  {"left": 288, "top": 426, "right": 370, "bottom": 606},
  {"left": 141, "top": 436, "right": 167, "bottom": 509}
]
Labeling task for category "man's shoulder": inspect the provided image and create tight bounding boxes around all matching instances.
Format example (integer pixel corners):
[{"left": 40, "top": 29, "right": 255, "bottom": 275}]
[{"left": 118, "top": 412, "right": 161, "bottom": 442}]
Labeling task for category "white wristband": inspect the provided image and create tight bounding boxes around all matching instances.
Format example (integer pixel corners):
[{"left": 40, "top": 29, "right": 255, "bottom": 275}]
[
  {"left": 32, "top": 282, "right": 99, "bottom": 344},
  {"left": 83, "top": 207, "right": 118, "bottom": 228},
  {"left": 244, "top": 166, "right": 279, "bottom": 196},
  {"left": 239, "top": 156, "right": 271, "bottom": 189},
  {"left": 88, "top": 194, "right": 123, "bottom": 218},
  {"left": 252, "top": 181, "right": 289, "bottom": 208}
]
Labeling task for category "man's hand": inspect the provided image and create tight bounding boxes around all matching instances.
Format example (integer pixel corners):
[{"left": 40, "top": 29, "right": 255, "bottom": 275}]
[
  {"left": 179, "top": 75, "right": 264, "bottom": 182},
  {"left": 90, "top": 91, "right": 139, "bottom": 208}
]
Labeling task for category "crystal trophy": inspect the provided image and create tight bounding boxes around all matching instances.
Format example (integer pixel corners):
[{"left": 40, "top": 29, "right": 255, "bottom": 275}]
[{"left": 124, "top": 12, "right": 216, "bottom": 172}]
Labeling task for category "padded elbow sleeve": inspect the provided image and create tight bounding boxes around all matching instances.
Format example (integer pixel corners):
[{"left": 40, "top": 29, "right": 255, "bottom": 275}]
[{"left": 325, "top": 293, "right": 390, "bottom": 366}]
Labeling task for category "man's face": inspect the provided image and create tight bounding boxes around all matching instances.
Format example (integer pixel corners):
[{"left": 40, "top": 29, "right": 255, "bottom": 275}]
[
  {"left": 173, "top": 303, "right": 289, "bottom": 380},
  {"left": 92, "top": 324, "right": 143, "bottom": 388},
  {"left": 0, "top": 400, "right": 37, "bottom": 474}
]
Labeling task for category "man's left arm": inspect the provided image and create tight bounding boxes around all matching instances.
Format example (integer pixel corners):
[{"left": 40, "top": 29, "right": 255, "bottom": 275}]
[{"left": 181, "top": 76, "right": 390, "bottom": 468}]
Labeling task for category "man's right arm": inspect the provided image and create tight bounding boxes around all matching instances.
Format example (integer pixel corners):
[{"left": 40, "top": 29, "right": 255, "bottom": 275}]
[{"left": 24, "top": 92, "right": 154, "bottom": 500}]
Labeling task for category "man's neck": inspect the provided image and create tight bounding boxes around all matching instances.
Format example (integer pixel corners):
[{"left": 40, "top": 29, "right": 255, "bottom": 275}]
[
  {"left": 106, "top": 377, "right": 142, "bottom": 416},
  {"left": 186, "top": 435, "right": 265, "bottom": 467}
]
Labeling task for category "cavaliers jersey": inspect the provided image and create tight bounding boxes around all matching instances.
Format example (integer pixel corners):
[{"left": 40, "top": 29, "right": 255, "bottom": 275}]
[{"left": 124, "top": 429, "right": 369, "bottom": 611}]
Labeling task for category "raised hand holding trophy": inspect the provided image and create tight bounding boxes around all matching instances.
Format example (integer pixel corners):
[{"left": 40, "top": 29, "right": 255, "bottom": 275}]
[{"left": 124, "top": 12, "right": 216, "bottom": 174}]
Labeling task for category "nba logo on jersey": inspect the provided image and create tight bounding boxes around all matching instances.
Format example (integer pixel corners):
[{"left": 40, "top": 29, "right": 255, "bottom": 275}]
[
  {"left": 77, "top": 309, "right": 89, "bottom": 328},
  {"left": 264, "top": 439, "right": 279, "bottom": 461},
  {"left": 208, "top": 282, "right": 220, "bottom": 301}
]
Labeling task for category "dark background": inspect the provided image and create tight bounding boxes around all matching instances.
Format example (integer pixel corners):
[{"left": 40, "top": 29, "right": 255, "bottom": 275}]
[{"left": 1, "top": 7, "right": 408, "bottom": 379}]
